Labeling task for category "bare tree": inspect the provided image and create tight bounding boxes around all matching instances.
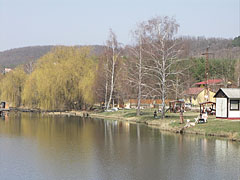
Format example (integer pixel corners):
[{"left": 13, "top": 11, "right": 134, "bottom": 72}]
[
  {"left": 24, "top": 61, "right": 35, "bottom": 74},
  {"left": 105, "top": 29, "right": 122, "bottom": 110},
  {"left": 140, "top": 16, "right": 182, "bottom": 118},
  {"left": 93, "top": 54, "right": 109, "bottom": 107},
  {"left": 124, "top": 25, "right": 146, "bottom": 116}
]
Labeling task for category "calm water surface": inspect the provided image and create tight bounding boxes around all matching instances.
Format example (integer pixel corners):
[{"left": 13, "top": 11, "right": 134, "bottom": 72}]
[{"left": 0, "top": 113, "right": 239, "bottom": 180}]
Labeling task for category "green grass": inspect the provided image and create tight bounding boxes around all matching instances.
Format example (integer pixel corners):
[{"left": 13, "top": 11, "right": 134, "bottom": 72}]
[
  {"left": 96, "top": 108, "right": 240, "bottom": 140},
  {"left": 190, "top": 119, "right": 240, "bottom": 137}
]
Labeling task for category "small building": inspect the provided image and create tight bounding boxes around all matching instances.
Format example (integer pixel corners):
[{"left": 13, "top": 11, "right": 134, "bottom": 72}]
[
  {"left": 214, "top": 88, "right": 240, "bottom": 119},
  {"left": 4, "top": 68, "right": 12, "bottom": 74},
  {"left": 195, "top": 79, "right": 223, "bottom": 87},
  {"left": 0, "top": 101, "right": 10, "bottom": 116},
  {"left": 184, "top": 87, "right": 215, "bottom": 106}
]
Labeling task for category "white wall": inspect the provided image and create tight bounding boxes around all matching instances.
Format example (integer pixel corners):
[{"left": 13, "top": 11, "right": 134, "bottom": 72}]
[
  {"left": 216, "top": 98, "right": 227, "bottom": 118},
  {"left": 228, "top": 99, "right": 240, "bottom": 118}
]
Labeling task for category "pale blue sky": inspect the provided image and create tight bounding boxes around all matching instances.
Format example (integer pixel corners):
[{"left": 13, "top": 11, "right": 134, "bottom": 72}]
[{"left": 0, "top": 0, "right": 239, "bottom": 51}]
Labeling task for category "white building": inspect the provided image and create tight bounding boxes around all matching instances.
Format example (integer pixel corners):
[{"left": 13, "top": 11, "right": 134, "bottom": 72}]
[
  {"left": 214, "top": 88, "right": 240, "bottom": 119},
  {"left": 4, "top": 68, "right": 12, "bottom": 73}
]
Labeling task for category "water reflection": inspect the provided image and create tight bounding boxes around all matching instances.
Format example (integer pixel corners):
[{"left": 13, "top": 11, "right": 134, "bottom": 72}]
[{"left": 0, "top": 113, "right": 239, "bottom": 180}]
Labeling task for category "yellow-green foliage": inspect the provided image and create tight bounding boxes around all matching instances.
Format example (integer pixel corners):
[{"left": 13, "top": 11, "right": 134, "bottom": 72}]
[
  {"left": 0, "top": 67, "right": 27, "bottom": 106},
  {"left": 22, "top": 46, "right": 96, "bottom": 110}
]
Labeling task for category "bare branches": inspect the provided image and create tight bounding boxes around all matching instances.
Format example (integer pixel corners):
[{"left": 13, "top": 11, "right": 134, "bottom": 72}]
[
  {"left": 135, "top": 16, "right": 182, "bottom": 118},
  {"left": 104, "top": 29, "right": 122, "bottom": 110}
]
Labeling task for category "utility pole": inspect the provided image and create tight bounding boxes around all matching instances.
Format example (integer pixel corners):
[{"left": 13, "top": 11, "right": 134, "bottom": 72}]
[{"left": 202, "top": 47, "right": 213, "bottom": 102}]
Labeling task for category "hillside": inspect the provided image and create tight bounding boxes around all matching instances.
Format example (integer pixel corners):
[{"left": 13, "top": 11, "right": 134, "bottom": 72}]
[
  {"left": 0, "top": 37, "right": 239, "bottom": 69},
  {"left": 0, "top": 45, "right": 105, "bottom": 68},
  {"left": 0, "top": 46, "right": 53, "bottom": 68}
]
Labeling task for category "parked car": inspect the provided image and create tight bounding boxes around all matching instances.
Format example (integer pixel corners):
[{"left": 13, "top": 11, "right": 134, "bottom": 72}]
[
  {"left": 111, "top": 107, "right": 119, "bottom": 111},
  {"left": 185, "top": 103, "right": 192, "bottom": 110}
]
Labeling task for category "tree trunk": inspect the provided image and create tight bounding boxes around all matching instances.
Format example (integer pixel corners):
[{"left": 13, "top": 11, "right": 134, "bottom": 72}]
[
  {"left": 161, "top": 85, "right": 166, "bottom": 119},
  {"left": 175, "top": 75, "right": 179, "bottom": 100},
  {"left": 137, "top": 80, "right": 141, "bottom": 116},
  {"left": 106, "top": 56, "right": 115, "bottom": 110},
  {"left": 104, "top": 65, "right": 108, "bottom": 110},
  {"left": 161, "top": 54, "right": 166, "bottom": 119},
  {"left": 137, "top": 40, "right": 142, "bottom": 116}
]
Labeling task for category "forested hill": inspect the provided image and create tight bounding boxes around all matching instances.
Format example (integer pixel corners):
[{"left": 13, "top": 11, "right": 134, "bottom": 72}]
[
  {"left": 0, "top": 46, "right": 53, "bottom": 68},
  {"left": 180, "top": 36, "right": 240, "bottom": 59},
  {"left": 0, "top": 37, "right": 239, "bottom": 68},
  {"left": 0, "top": 45, "right": 105, "bottom": 68}
]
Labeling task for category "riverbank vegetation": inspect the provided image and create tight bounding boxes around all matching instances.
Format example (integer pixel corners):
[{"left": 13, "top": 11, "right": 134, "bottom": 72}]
[
  {"left": 89, "top": 109, "right": 240, "bottom": 141},
  {"left": 0, "top": 15, "right": 239, "bottom": 114}
]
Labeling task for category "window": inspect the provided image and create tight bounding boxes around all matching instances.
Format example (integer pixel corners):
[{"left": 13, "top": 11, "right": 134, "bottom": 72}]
[{"left": 230, "top": 100, "right": 239, "bottom": 110}]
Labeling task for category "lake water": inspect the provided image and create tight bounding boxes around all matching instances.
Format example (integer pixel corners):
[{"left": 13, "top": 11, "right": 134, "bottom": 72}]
[{"left": 0, "top": 113, "right": 239, "bottom": 180}]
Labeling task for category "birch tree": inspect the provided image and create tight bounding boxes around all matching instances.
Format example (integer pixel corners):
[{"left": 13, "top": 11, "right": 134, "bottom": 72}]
[
  {"left": 105, "top": 29, "right": 122, "bottom": 110},
  {"left": 141, "top": 16, "right": 182, "bottom": 118},
  {"left": 125, "top": 24, "right": 147, "bottom": 116}
]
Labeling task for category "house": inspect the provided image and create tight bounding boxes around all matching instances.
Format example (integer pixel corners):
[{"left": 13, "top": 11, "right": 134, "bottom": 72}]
[
  {"left": 184, "top": 87, "right": 215, "bottom": 105},
  {"left": 195, "top": 79, "right": 224, "bottom": 91},
  {"left": 195, "top": 79, "right": 234, "bottom": 91},
  {"left": 195, "top": 79, "right": 223, "bottom": 87},
  {"left": 214, "top": 88, "right": 240, "bottom": 119}
]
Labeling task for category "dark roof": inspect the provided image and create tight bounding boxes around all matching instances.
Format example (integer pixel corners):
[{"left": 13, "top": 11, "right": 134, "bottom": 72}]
[{"left": 214, "top": 88, "right": 240, "bottom": 98}]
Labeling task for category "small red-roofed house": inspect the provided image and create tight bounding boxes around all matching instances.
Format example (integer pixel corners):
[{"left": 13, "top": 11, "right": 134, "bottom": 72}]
[
  {"left": 184, "top": 79, "right": 227, "bottom": 105},
  {"left": 194, "top": 79, "right": 229, "bottom": 92},
  {"left": 195, "top": 79, "right": 223, "bottom": 86}
]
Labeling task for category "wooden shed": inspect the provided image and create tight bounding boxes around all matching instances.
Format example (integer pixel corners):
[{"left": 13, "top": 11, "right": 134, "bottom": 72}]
[{"left": 214, "top": 88, "right": 240, "bottom": 119}]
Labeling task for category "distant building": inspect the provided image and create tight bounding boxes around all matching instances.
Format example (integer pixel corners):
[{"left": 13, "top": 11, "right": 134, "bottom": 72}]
[
  {"left": 195, "top": 79, "right": 223, "bottom": 87},
  {"left": 3, "top": 68, "right": 12, "bottom": 74},
  {"left": 214, "top": 88, "right": 240, "bottom": 119},
  {"left": 184, "top": 87, "right": 215, "bottom": 105},
  {"left": 125, "top": 99, "right": 173, "bottom": 109},
  {"left": 194, "top": 79, "right": 225, "bottom": 91}
]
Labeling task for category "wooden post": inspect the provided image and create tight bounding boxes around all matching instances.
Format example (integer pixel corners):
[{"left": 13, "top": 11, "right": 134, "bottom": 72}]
[{"left": 180, "top": 104, "right": 184, "bottom": 124}]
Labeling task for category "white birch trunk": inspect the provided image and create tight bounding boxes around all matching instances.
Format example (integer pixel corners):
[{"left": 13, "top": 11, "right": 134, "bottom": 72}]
[
  {"left": 104, "top": 68, "right": 108, "bottom": 109},
  {"left": 137, "top": 37, "right": 143, "bottom": 116},
  {"left": 106, "top": 53, "right": 115, "bottom": 110}
]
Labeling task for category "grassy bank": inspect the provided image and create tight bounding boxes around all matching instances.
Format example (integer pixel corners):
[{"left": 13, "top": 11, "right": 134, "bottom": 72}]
[{"left": 89, "top": 108, "right": 240, "bottom": 141}]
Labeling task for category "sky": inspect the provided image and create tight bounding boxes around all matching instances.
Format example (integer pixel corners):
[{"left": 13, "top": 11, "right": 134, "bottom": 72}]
[{"left": 0, "top": 0, "right": 239, "bottom": 51}]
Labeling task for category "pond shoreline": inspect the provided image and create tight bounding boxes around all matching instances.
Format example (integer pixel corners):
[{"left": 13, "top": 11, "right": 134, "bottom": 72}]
[{"left": 43, "top": 110, "right": 240, "bottom": 143}]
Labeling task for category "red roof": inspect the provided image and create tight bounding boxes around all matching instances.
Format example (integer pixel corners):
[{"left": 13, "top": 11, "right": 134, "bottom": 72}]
[
  {"left": 195, "top": 79, "right": 223, "bottom": 85},
  {"left": 185, "top": 87, "right": 204, "bottom": 95}
]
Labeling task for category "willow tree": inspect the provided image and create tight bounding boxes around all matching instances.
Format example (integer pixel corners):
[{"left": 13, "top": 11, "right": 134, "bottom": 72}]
[
  {"left": 0, "top": 67, "right": 27, "bottom": 107},
  {"left": 22, "top": 46, "right": 96, "bottom": 110}
]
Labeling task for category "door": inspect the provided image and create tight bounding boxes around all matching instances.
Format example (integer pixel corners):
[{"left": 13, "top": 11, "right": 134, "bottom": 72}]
[{"left": 216, "top": 98, "right": 227, "bottom": 118}]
